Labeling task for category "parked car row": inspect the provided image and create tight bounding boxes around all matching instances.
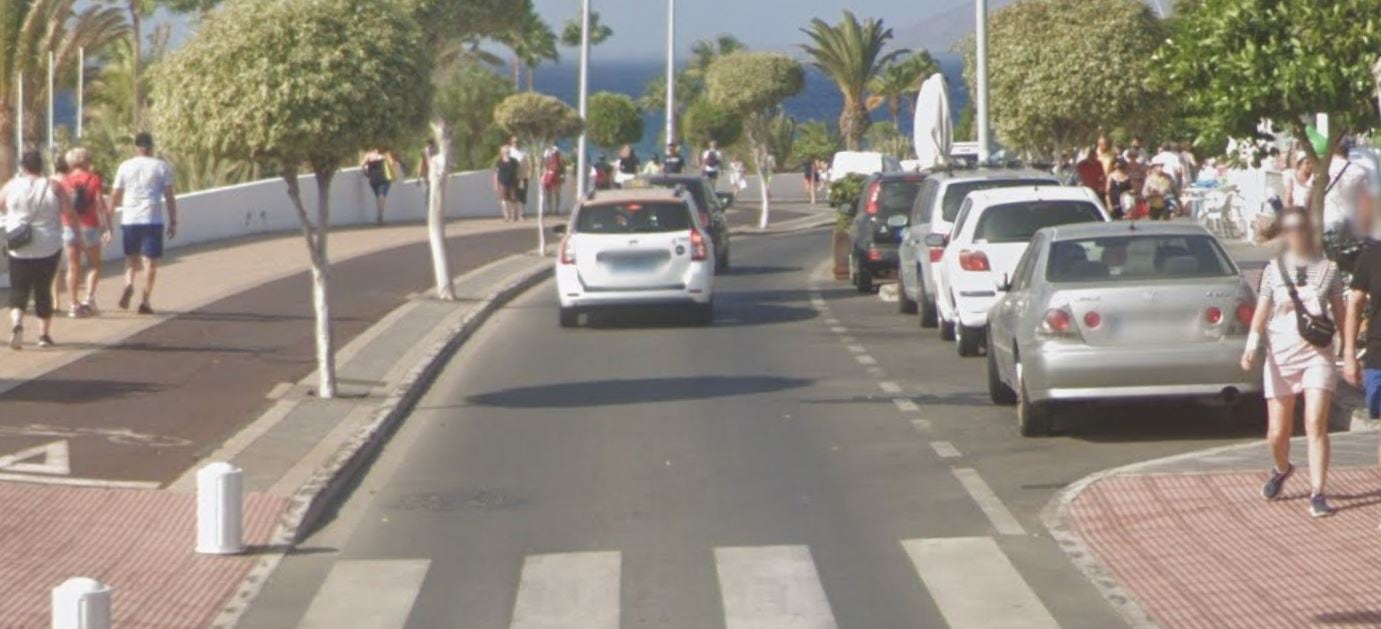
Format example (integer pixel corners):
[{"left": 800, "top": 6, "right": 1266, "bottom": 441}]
[{"left": 846, "top": 167, "right": 1263, "bottom": 436}]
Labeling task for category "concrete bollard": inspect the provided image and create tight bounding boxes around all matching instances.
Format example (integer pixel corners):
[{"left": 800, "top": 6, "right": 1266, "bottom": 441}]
[
  {"left": 196, "top": 462, "right": 245, "bottom": 555},
  {"left": 51, "top": 577, "right": 111, "bottom": 629}
]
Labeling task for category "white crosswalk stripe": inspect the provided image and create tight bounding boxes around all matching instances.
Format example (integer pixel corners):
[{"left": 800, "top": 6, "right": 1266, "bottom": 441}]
[
  {"left": 510, "top": 551, "right": 621, "bottom": 629},
  {"left": 715, "top": 545, "right": 838, "bottom": 629},
  {"left": 902, "top": 537, "right": 1060, "bottom": 629},
  {"left": 296, "top": 559, "right": 430, "bottom": 629}
]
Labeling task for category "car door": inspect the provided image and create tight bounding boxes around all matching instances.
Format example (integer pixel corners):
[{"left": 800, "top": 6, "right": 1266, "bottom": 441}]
[
  {"left": 937, "top": 199, "right": 977, "bottom": 316},
  {"left": 992, "top": 233, "right": 1044, "bottom": 378},
  {"left": 902, "top": 179, "right": 940, "bottom": 299}
]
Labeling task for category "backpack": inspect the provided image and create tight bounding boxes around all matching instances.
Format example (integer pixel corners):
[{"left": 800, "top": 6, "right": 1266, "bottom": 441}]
[
  {"left": 71, "top": 181, "right": 92, "bottom": 215},
  {"left": 594, "top": 164, "right": 611, "bottom": 189}
]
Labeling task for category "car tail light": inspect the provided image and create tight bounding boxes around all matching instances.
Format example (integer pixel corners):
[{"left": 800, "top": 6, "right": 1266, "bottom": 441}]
[
  {"left": 559, "top": 236, "right": 576, "bottom": 265},
  {"left": 1235, "top": 302, "right": 1254, "bottom": 327},
  {"left": 690, "top": 229, "right": 708, "bottom": 261},
  {"left": 929, "top": 247, "right": 944, "bottom": 263},
  {"left": 865, "top": 182, "right": 882, "bottom": 215},
  {"left": 958, "top": 250, "right": 991, "bottom": 272},
  {"left": 1205, "top": 306, "right": 1224, "bottom": 325},
  {"left": 868, "top": 248, "right": 884, "bottom": 261},
  {"left": 1043, "top": 308, "right": 1074, "bottom": 335},
  {"left": 1083, "top": 311, "right": 1102, "bottom": 329}
]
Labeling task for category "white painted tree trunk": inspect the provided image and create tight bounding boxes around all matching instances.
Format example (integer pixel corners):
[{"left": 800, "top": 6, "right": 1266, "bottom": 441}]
[
  {"left": 283, "top": 168, "right": 338, "bottom": 399},
  {"left": 428, "top": 120, "right": 456, "bottom": 301},
  {"left": 754, "top": 146, "right": 772, "bottom": 229},
  {"left": 536, "top": 181, "right": 547, "bottom": 256}
]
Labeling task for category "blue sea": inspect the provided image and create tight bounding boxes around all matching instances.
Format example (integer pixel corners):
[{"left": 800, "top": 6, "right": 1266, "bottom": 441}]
[{"left": 531, "top": 53, "right": 969, "bottom": 159}]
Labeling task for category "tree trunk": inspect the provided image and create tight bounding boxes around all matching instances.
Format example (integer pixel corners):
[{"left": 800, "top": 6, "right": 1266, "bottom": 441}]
[
  {"left": 526, "top": 66, "right": 535, "bottom": 92},
  {"left": 129, "top": 3, "right": 142, "bottom": 131},
  {"left": 750, "top": 127, "right": 771, "bottom": 229},
  {"left": 428, "top": 119, "right": 456, "bottom": 301},
  {"left": 527, "top": 141, "right": 548, "bottom": 255},
  {"left": 839, "top": 99, "right": 870, "bottom": 151},
  {"left": 0, "top": 106, "right": 15, "bottom": 181},
  {"left": 282, "top": 166, "right": 337, "bottom": 399},
  {"left": 512, "top": 56, "right": 521, "bottom": 91}
]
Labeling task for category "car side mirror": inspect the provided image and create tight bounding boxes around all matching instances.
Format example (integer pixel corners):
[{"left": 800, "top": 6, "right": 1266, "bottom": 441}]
[
  {"left": 716, "top": 192, "right": 735, "bottom": 208},
  {"left": 923, "top": 233, "right": 948, "bottom": 248},
  {"left": 552, "top": 224, "right": 567, "bottom": 235},
  {"left": 997, "top": 273, "right": 1012, "bottom": 293}
]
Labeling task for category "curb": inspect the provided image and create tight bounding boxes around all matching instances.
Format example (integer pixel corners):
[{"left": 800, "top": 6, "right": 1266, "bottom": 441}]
[{"left": 208, "top": 259, "right": 552, "bottom": 628}]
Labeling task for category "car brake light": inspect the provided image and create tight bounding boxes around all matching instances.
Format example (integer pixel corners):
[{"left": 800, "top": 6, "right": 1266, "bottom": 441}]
[
  {"left": 1041, "top": 307, "right": 1077, "bottom": 338},
  {"left": 558, "top": 236, "right": 576, "bottom": 265},
  {"left": 1205, "top": 306, "right": 1224, "bottom": 325},
  {"left": 1083, "top": 311, "right": 1102, "bottom": 329},
  {"left": 958, "top": 250, "right": 991, "bottom": 272},
  {"left": 1235, "top": 302, "right": 1254, "bottom": 327},
  {"left": 865, "top": 182, "right": 881, "bottom": 215},
  {"left": 690, "top": 229, "right": 708, "bottom": 261},
  {"left": 868, "top": 248, "right": 884, "bottom": 261},
  {"left": 929, "top": 247, "right": 945, "bottom": 263}
]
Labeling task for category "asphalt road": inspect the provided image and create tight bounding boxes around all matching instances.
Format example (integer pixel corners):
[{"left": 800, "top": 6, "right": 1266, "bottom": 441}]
[{"left": 241, "top": 227, "right": 1264, "bottom": 628}]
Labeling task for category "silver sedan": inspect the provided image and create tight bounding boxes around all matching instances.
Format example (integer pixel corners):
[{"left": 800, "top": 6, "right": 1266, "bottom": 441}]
[{"left": 986, "top": 222, "right": 1262, "bottom": 436}]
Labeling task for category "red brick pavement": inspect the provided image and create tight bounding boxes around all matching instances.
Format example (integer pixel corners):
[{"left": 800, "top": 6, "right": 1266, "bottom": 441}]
[
  {"left": 0, "top": 483, "right": 287, "bottom": 628},
  {"left": 1068, "top": 468, "right": 1381, "bottom": 628}
]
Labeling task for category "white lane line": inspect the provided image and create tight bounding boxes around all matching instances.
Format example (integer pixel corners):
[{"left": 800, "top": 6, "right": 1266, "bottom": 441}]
[
  {"left": 909, "top": 418, "right": 933, "bottom": 432},
  {"left": 855, "top": 355, "right": 877, "bottom": 366},
  {"left": 901, "top": 537, "right": 1060, "bottom": 629},
  {"left": 840, "top": 335, "right": 856, "bottom": 344},
  {"left": 830, "top": 326, "right": 848, "bottom": 334},
  {"left": 866, "top": 367, "right": 886, "bottom": 377},
  {"left": 510, "top": 551, "right": 621, "bottom": 629},
  {"left": 930, "top": 441, "right": 962, "bottom": 458},
  {"left": 297, "top": 560, "right": 431, "bottom": 629},
  {"left": 892, "top": 398, "right": 919, "bottom": 413},
  {"left": 951, "top": 468, "right": 1026, "bottom": 536},
  {"left": 824, "top": 318, "right": 841, "bottom": 325},
  {"left": 716, "top": 545, "right": 838, "bottom": 629},
  {"left": 878, "top": 381, "right": 902, "bottom": 394},
  {"left": 846, "top": 344, "right": 867, "bottom": 354}
]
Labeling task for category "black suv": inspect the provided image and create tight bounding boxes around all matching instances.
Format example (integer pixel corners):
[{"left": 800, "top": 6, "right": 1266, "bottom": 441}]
[
  {"left": 849, "top": 172, "right": 926, "bottom": 292},
  {"left": 639, "top": 174, "right": 733, "bottom": 273}
]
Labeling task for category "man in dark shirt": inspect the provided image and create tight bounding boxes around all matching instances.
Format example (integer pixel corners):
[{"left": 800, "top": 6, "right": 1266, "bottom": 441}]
[
  {"left": 494, "top": 147, "right": 520, "bottom": 222},
  {"left": 1344, "top": 242, "right": 1381, "bottom": 428},
  {"left": 663, "top": 142, "right": 685, "bottom": 174}
]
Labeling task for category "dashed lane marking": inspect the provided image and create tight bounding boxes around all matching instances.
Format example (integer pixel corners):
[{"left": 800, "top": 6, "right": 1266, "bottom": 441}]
[
  {"left": 846, "top": 344, "right": 867, "bottom": 354},
  {"left": 951, "top": 468, "right": 1027, "bottom": 536},
  {"left": 830, "top": 326, "right": 848, "bottom": 334},
  {"left": 893, "top": 398, "right": 920, "bottom": 413},
  {"left": 866, "top": 367, "right": 886, "bottom": 377},
  {"left": 856, "top": 355, "right": 877, "bottom": 366},
  {"left": 716, "top": 545, "right": 838, "bottom": 629},
  {"left": 878, "top": 381, "right": 902, "bottom": 394},
  {"left": 902, "top": 537, "right": 1060, "bottom": 629},
  {"left": 910, "top": 419, "right": 933, "bottom": 432},
  {"left": 930, "top": 441, "right": 962, "bottom": 458},
  {"left": 297, "top": 560, "right": 431, "bottom": 629}
]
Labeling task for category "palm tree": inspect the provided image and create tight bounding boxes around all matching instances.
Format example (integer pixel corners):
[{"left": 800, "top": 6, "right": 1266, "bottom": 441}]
[
  {"left": 800, "top": 11, "right": 905, "bottom": 151},
  {"left": 502, "top": 9, "right": 558, "bottom": 92},
  {"left": 688, "top": 35, "right": 745, "bottom": 75},
  {"left": 867, "top": 51, "right": 939, "bottom": 127},
  {"left": 0, "top": 0, "right": 129, "bottom": 177},
  {"left": 560, "top": 10, "right": 612, "bottom": 49}
]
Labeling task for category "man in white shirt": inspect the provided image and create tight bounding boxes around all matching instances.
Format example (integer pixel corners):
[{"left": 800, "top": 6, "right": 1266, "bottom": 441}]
[
  {"left": 1151, "top": 143, "right": 1186, "bottom": 189},
  {"left": 111, "top": 132, "right": 177, "bottom": 315},
  {"left": 1323, "top": 141, "right": 1371, "bottom": 238}
]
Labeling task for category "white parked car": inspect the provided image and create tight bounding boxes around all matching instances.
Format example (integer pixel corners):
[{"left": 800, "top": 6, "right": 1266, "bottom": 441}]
[
  {"left": 828, "top": 151, "right": 901, "bottom": 182},
  {"left": 931, "top": 186, "right": 1108, "bottom": 356},
  {"left": 555, "top": 188, "right": 715, "bottom": 327}
]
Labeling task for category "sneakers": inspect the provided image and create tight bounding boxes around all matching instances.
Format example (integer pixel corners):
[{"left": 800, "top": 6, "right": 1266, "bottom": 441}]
[
  {"left": 36, "top": 335, "right": 54, "bottom": 349},
  {"left": 137, "top": 302, "right": 155, "bottom": 315},
  {"left": 66, "top": 306, "right": 82, "bottom": 319},
  {"left": 8, "top": 325, "right": 21, "bottom": 350},
  {"left": 118, "top": 285, "right": 134, "bottom": 310},
  {"left": 1310, "top": 494, "right": 1336, "bottom": 518},
  {"left": 1261, "top": 463, "right": 1294, "bottom": 500}
]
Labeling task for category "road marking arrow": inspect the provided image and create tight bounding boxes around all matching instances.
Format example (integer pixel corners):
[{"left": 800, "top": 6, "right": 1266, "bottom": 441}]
[{"left": 0, "top": 440, "right": 71, "bottom": 475}]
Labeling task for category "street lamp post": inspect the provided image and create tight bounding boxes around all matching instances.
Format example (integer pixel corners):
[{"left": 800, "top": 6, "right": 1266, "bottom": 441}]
[
  {"left": 975, "top": 0, "right": 992, "bottom": 163},
  {"left": 576, "top": 0, "right": 592, "bottom": 200},
  {"left": 665, "top": 0, "right": 676, "bottom": 146}
]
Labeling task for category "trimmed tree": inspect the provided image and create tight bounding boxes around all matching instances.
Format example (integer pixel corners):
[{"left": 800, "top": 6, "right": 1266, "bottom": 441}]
[
  {"left": 585, "top": 92, "right": 644, "bottom": 153},
  {"left": 153, "top": 0, "right": 430, "bottom": 398},
  {"left": 494, "top": 93, "right": 583, "bottom": 256},
  {"left": 706, "top": 51, "right": 805, "bottom": 228},
  {"left": 961, "top": 0, "right": 1164, "bottom": 158},
  {"left": 1156, "top": 0, "right": 1381, "bottom": 220},
  {"left": 681, "top": 99, "right": 743, "bottom": 151}
]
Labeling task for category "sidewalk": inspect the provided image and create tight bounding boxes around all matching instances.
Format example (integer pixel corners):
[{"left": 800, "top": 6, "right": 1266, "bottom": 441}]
[{"left": 1053, "top": 431, "right": 1381, "bottom": 629}]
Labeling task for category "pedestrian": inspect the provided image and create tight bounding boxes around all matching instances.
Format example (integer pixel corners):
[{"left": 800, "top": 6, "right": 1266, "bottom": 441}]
[
  {"left": 1096, "top": 135, "right": 1117, "bottom": 182},
  {"left": 112, "top": 132, "right": 177, "bottom": 315},
  {"left": 60, "top": 148, "right": 112, "bottom": 318},
  {"left": 730, "top": 155, "right": 748, "bottom": 194},
  {"left": 593, "top": 154, "right": 614, "bottom": 191},
  {"left": 1284, "top": 155, "right": 1314, "bottom": 210},
  {"left": 1151, "top": 142, "right": 1186, "bottom": 190},
  {"left": 1105, "top": 158, "right": 1133, "bottom": 220},
  {"left": 664, "top": 142, "right": 685, "bottom": 174},
  {"left": 640, "top": 153, "right": 663, "bottom": 176},
  {"left": 541, "top": 144, "right": 565, "bottom": 216},
  {"left": 1345, "top": 239, "right": 1381, "bottom": 434},
  {"left": 1178, "top": 141, "right": 1200, "bottom": 184},
  {"left": 494, "top": 146, "right": 521, "bottom": 222},
  {"left": 1242, "top": 207, "right": 1345, "bottom": 518},
  {"left": 4, "top": 150, "right": 74, "bottom": 348},
  {"left": 1075, "top": 146, "right": 1105, "bottom": 196},
  {"left": 803, "top": 158, "right": 819, "bottom": 205},
  {"left": 1323, "top": 140, "right": 1371, "bottom": 242},
  {"left": 507, "top": 137, "right": 530, "bottom": 220},
  {"left": 701, "top": 140, "right": 723, "bottom": 188},
  {"left": 616, "top": 144, "right": 639, "bottom": 187},
  {"left": 1142, "top": 162, "right": 1177, "bottom": 220},
  {"left": 360, "top": 148, "right": 393, "bottom": 225}
]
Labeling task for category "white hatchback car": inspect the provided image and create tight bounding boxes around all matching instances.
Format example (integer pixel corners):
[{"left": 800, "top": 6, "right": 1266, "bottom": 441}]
[
  {"left": 555, "top": 188, "right": 715, "bottom": 327},
  {"left": 931, "top": 186, "right": 1108, "bottom": 356}
]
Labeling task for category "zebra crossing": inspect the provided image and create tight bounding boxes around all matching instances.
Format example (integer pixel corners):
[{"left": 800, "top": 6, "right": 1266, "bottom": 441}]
[{"left": 294, "top": 538, "right": 1059, "bottom": 628}]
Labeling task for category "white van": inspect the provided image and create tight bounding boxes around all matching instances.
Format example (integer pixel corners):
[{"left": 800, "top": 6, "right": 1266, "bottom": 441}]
[{"left": 829, "top": 151, "right": 902, "bottom": 182}]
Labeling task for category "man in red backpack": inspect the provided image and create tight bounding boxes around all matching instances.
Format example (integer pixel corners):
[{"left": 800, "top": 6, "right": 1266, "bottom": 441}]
[{"left": 60, "top": 148, "right": 111, "bottom": 318}]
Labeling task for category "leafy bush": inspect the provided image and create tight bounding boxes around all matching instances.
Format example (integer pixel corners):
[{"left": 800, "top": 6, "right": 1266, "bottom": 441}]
[{"left": 829, "top": 173, "right": 868, "bottom": 231}]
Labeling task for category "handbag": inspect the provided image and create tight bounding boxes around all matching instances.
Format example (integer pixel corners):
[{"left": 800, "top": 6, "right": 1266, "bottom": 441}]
[
  {"left": 4, "top": 179, "right": 46, "bottom": 250},
  {"left": 1277, "top": 257, "right": 1336, "bottom": 348}
]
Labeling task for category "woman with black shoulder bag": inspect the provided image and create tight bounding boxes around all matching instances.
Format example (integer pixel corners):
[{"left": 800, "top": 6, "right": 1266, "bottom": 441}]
[
  {"left": 1240, "top": 207, "right": 1346, "bottom": 518},
  {"left": 3, "top": 150, "right": 74, "bottom": 350}
]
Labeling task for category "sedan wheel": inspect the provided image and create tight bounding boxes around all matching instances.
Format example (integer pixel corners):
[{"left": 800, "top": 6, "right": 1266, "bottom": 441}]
[
  {"left": 919, "top": 290, "right": 938, "bottom": 328},
  {"left": 1016, "top": 367, "right": 1054, "bottom": 437},
  {"left": 957, "top": 324, "right": 983, "bottom": 357},
  {"left": 559, "top": 307, "right": 579, "bottom": 328},
  {"left": 898, "top": 284, "right": 919, "bottom": 314},
  {"left": 855, "top": 259, "right": 874, "bottom": 294},
  {"left": 986, "top": 342, "right": 1017, "bottom": 405},
  {"left": 937, "top": 301, "right": 956, "bottom": 341}
]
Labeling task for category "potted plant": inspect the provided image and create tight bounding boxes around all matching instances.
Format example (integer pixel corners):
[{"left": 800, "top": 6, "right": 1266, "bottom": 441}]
[{"left": 829, "top": 174, "right": 867, "bottom": 280}]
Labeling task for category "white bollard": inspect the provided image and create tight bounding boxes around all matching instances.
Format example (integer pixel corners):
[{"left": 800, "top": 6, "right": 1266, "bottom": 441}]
[
  {"left": 51, "top": 577, "right": 111, "bottom": 629},
  {"left": 196, "top": 462, "right": 245, "bottom": 555}
]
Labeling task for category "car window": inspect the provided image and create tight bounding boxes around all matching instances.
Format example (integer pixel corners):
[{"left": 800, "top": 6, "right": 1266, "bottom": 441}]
[
  {"left": 647, "top": 178, "right": 711, "bottom": 213},
  {"left": 951, "top": 199, "right": 976, "bottom": 237},
  {"left": 576, "top": 202, "right": 692, "bottom": 234},
  {"left": 877, "top": 180, "right": 922, "bottom": 216},
  {"left": 940, "top": 179, "right": 1057, "bottom": 222},
  {"left": 913, "top": 180, "right": 939, "bottom": 223},
  {"left": 974, "top": 201, "right": 1103, "bottom": 244},
  {"left": 1046, "top": 235, "right": 1236, "bottom": 282},
  {"left": 1010, "top": 235, "right": 1042, "bottom": 291}
]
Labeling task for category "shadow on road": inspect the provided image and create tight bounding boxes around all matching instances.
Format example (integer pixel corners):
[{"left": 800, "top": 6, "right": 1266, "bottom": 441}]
[
  {"left": 1055, "top": 401, "right": 1261, "bottom": 443},
  {"left": 463, "top": 376, "right": 812, "bottom": 409},
  {"left": 0, "top": 379, "right": 162, "bottom": 403},
  {"left": 724, "top": 265, "right": 803, "bottom": 276}
]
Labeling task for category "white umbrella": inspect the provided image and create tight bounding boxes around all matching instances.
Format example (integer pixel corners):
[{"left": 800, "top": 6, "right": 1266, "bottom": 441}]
[{"left": 912, "top": 73, "right": 953, "bottom": 171}]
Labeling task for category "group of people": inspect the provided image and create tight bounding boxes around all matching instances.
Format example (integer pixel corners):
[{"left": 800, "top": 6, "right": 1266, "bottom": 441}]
[
  {"left": 2, "top": 132, "right": 177, "bottom": 350},
  {"left": 519, "top": 140, "right": 743, "bottom": 207},
  {"left": 1063, "top": 136, "right": 1200, "bottom": 221}
]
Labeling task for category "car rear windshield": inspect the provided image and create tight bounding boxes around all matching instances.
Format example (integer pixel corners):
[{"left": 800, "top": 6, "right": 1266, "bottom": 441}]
[
  {"left": 646, "top": 178, "right": 709, "bottom": 212},
  {"left": 576, "top": 202, "right": 692, "bottom": 234},
  {"left": 941, "top": 179, "right": 1053, "bottom": 222},
  {"left": 974, "top": 201, "right": 1102, "bottom": 243},
  {"left": 1046, "top": 235, "right": 1236, "bottom": 282},
  {"left": 876, "top": 180, "right": 922, "bottom": 215}
]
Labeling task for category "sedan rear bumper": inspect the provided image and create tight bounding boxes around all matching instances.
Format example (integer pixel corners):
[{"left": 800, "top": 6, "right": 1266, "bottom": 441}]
[
  {"left": 556, "top": 264, "right": 713, "bottom": 309},
  {"left": 1024, "top": 340, "right": 1262, "bottom": 404}
]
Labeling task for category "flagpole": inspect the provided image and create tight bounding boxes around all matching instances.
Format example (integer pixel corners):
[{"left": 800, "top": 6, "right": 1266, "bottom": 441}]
[
  {"left": 665, "top": 0, "right": 676, "bottom": 145},
  {"left": 77, "top": 47, "right": 85, "bottom": 140}
]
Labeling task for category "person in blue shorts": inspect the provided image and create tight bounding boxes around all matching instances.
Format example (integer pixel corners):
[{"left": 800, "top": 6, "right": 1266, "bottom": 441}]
[
  {"left": 111, "top": 132, "right": 177, "bottom": 315},
  {"left": 1345, "top": 240, "right": 1381, "bottom": 467}
]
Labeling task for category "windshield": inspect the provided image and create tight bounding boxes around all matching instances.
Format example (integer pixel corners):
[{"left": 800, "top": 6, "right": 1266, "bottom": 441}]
[
  {"left": 1046, "top": 235, "right": 1236, "bottom": 282},
  {"left": 941, "top": 179, "right": 1055, "bottom": 221},
  {"left": 974, "top": 201, "right": 1102, "bottom": 243},
  {"left": 877, "top": 181, "right": 922, "bottom": 215},
  {"left": 576, "top": 202, "right": 692, "bottom": 234}
]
